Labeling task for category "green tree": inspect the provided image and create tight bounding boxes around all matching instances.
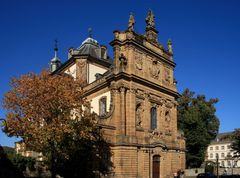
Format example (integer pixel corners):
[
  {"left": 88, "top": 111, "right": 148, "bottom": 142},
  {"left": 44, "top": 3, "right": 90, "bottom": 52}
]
[
  {"left": 4, "top": 148, "right": 35, "bottom": 173},
  {"left": 178, "top": 88, "right": 219, "bottom": 168},
  {"left": 0, "top": 145, "right": 24, "bottom": 178},
  {"left": 231, "top": 128, "right": 240, "bottom": 158},
  {"left": 2, "top": 70, "right": 112, "bottom": 178}
]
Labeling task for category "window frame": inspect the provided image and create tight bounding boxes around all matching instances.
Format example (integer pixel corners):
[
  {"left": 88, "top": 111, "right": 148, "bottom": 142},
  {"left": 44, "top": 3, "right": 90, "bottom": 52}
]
[
  {"left": 150, "top": 107, "right": 157, "bottom": 130},
  {"left": 99, "top": 96, "right": 107, "bottom": 116}
]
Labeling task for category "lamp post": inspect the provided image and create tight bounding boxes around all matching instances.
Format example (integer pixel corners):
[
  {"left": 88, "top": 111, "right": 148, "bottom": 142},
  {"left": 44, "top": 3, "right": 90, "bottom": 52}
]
[
  {"left": 97, "top": 125, "right": 102, "bottom": 178},
  {"left": 225, "top": 154, "right": 235, "bottom": 176},
  {"left": 216, "top": 153, "right": 219, "bottom": 178},
  {"left": 231, "top": 157, "right": 238, "bottom": 175},
  {"left": 0, "top": 118, "right": 6, "bottom": 156}
]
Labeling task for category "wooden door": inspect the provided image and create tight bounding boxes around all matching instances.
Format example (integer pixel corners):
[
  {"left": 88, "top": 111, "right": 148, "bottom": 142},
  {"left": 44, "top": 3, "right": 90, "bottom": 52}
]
[{"left": 152, "top": 155, "right": 160, "bottom": 178}]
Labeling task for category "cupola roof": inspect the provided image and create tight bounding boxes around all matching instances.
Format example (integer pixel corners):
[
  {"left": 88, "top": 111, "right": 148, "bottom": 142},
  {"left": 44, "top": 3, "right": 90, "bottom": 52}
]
[
  {"left": 51, "top": 40, "right": 61, "bottom": 62},
  {"left": 77, "top": 37, "right": 101, "bottom": 59}
]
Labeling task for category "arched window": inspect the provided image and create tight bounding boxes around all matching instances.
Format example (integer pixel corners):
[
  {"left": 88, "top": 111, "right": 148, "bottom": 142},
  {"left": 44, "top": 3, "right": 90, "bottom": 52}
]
[
  {"left": 152, "top": 155, "right": 160, "bottom": 178},
  {"left": 99, "top": 96, "right": 107, "bottom": 116},
  {"left": 151, "top": 107, "right": 157, "bottom": 130}
]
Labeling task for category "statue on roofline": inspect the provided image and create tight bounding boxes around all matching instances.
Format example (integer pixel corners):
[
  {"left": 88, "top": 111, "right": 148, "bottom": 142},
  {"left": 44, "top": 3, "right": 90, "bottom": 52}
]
[
  {"left": 128, "top": 12, "right": 135, "bottom": 32},
  {"left": 145, "top": 10, "right": 155, "bottom": 28}
]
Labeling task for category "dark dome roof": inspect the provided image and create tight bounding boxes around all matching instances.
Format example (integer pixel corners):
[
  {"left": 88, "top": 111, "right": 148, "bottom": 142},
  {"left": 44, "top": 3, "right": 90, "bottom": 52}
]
[{"left": 78, "top": 37, "right": 101, "bottom": 59}]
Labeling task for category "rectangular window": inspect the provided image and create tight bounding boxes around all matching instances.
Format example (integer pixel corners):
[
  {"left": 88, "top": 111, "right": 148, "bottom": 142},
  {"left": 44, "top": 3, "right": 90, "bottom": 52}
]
[
  {"left": 210, "top": 147, "right": 213, "bottom": 150},
  {"left": 221, "top": 146, "right": 225, "bottom": 150},
  {"left": 221, "top": 161, "right": 225, "bottom": 167},
  {"left": 210, "top": 153, "right": 213, "bottom": 158},
  {"left": 228, "top": 161, "right": 231, "bottom": 167},
  {"left": 221, "top": 153, "right": 225, "bottom": 158},
  {"left": 216, "top": 146, "right": 219, "bottom": 150},
  {"left": 151, "top": 107, "right": 157, "bottom": 130}
]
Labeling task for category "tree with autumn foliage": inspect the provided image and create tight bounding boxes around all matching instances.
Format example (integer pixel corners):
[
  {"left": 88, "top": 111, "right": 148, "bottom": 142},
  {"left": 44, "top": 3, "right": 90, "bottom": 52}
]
[{"left": 2, "top": 70, "right": 112, "bottom": 178}]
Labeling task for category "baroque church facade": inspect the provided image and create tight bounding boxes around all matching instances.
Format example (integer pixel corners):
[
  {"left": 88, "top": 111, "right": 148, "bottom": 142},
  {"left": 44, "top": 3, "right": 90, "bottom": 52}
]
[{"left": 51, "top": 10, "right": 185, "bottom": 178}]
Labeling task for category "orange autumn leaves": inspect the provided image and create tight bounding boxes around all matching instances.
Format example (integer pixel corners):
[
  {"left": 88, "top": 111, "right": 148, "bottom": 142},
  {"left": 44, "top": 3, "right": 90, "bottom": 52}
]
[{"left": 2, "top": 70, "right": 97, "bottom": 152}]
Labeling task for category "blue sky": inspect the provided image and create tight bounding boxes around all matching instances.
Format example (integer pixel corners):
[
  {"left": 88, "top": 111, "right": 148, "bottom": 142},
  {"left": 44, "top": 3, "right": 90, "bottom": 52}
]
[{"left": 1, "top": 0, "right": 240, "bottom": 147}]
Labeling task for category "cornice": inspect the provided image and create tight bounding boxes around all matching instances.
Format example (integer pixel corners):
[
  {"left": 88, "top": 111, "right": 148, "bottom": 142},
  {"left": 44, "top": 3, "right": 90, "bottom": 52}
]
[
  {"left": 111, "top": 142, "right": 185, "bottom": 152},
  {"left": 83, "top": 72, "right": 180, "bottom": 99},
  {"left": 97, "top": 123, "right": 116, "bottom": 130},
  {"left": 52, "top": 54, "right": 112, "bottom": 75}
]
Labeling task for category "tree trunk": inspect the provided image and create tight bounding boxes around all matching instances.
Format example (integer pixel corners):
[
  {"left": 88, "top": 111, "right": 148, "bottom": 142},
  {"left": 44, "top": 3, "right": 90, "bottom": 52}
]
[{"left": 50, "top": 149, "right": 57, "bottom": 178}]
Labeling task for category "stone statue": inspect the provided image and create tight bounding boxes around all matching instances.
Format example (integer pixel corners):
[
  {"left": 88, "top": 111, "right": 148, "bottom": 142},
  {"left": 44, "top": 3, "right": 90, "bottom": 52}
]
[
  {"left": 165, "top": 110, "right": 171, "bottom": 122},
  {"left": 119, "top": 53, "right": 127, "bottom": 66},
  {"left": 128, "top": 13, "right": 135, "bottom": 31},
  {"left": 164, "top": 68, "right": 171, "bottom": 84},
  {"left": 167, "top": 39, "right": 173, "bottom": 54},
  {"left": 136, "top": 103, "right": 143, "bottom": 127},
  {"left": 145, "top": 10, "right": 155, "bottom": 28}
]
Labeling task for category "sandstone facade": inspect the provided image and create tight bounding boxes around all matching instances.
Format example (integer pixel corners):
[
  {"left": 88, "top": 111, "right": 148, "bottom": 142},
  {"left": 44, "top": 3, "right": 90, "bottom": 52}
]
[{"left": 54, "top": 11, "right": 185, "bottom": 178}]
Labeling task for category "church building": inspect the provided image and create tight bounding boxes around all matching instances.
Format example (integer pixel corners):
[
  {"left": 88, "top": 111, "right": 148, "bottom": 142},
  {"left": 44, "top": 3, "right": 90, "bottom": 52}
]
[{"left": 51, "top": 10, "right": 185, "bottom": 178}]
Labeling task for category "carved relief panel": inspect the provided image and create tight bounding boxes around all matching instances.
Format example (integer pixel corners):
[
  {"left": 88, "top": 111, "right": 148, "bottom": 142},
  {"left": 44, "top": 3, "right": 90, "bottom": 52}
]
[
  {"left": 76, "top": 59, "right": 87, "bottom": 84},
  {"left": 150, "top": 60, "right": 160, "bottom": 80},
  {"left": 162, "top": 65, "right": 172, "bottom": 86},
  {"left": 134, "top": 50, "right": 143, "bottom": 71}
]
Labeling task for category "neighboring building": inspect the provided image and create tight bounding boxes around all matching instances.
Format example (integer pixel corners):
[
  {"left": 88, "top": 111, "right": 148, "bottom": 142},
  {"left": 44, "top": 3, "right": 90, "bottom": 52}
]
[
  {"left": 15, "top": 141, "right": 43, "bottom": 161},
  {"left": 15, "top": 10, "right": 185, "bottom": 178},
  {"left": 206, "top": 132, "right": 240, "bottom": 168}
]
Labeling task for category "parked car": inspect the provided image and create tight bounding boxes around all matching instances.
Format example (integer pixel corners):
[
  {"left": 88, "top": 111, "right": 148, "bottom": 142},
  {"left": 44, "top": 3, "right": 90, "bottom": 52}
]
[
  {"left": 220, "top": 175, "right": 240, "bottom": 178},
  {"left": 197, "top": 172, "right": 216, "bottom": 178}
]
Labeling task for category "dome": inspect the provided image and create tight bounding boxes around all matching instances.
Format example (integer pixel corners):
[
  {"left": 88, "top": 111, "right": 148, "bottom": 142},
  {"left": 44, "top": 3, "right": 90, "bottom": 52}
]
[
  {"left": 81, "top": 37, "right": 99, "bottom": 46},
  {"left": 77, "top": 37, "right": 101, "bottom": 59},
  {"left": 50, "top": 46, "right": 61, "bottom": 72},
  {"left": 51, "top": 56, "right": 61, "bottom": 62}
]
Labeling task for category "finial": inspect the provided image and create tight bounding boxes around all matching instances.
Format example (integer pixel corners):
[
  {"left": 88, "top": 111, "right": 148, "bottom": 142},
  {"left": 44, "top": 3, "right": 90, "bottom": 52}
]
[
  {"left": 54, "top": 39, "right": 58, "bottom": 57},
  {"left": 54, "top": 39, "right": 58, "bottom": 51},
  {"left": 167, "top": 39, "right": 173, "bottom": 54},
  {"left": 50, "top": 39, "right": 61, "bottom": 72},
  {"left": 128, "top": 12, "right": 135, "bottom": 32},
  {"left": 88, "top": 27, "right": 92, "bottom": 38},
  {"left": 145, "top": 9, "right": 155, "bottom": 29}
]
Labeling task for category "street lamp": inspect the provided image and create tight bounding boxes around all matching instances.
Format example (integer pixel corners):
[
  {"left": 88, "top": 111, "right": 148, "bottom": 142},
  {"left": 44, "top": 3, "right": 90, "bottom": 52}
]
[
  {"left": 225, "top": 154, "right": 236, "bottom": 175},
  {"left": 0, "top": 119, "right": 4, "bottom": 150},
  {"left": 216, "top": 153, "right": 219, "bottom": 178}
]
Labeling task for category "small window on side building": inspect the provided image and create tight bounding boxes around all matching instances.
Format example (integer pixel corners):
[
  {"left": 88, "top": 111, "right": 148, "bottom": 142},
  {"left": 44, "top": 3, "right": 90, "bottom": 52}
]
[{"left": 99, "top": 96, "right": 107, "bottom": 116}]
